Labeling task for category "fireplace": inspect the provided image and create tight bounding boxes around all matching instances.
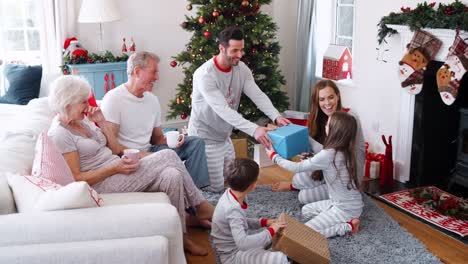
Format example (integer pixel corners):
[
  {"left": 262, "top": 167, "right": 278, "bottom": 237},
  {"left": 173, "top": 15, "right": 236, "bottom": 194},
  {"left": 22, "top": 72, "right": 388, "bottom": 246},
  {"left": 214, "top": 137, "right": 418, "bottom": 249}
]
[
  {"left": 408, "top": 61, "right": 466, "bottom": 188},
  {"left": 387, "top": 25, "right": 468, "bottom": 186},
  {"left": 450, "top": 108, "right": 468, "bottom": 188}
]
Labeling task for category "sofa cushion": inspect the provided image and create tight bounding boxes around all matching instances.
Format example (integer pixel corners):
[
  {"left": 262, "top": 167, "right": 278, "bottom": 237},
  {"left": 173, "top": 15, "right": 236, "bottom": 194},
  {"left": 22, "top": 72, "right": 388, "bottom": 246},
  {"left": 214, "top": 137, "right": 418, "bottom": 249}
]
[
  {"left": 101, "top": 192, "right": 170, "bottom": 206},
  {"left": 0, "top": 64, "right": 42, "bottom": 105},
  {"left": 7, "top": 173, "right": 103, "bottom": 212},
  {"left": 32, "top": 133, "right": 75, "bottom": 185},
  {"left": 0, "top": 176, "right": 16, "bottom": 214},
  {"left": 0, "top": 98, "right": 54, "bottom": 176}
]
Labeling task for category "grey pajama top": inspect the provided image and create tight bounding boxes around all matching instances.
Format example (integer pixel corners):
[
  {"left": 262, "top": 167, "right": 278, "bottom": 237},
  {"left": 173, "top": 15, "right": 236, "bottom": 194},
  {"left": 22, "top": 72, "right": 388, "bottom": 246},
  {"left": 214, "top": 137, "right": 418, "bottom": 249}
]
[
  {"left": 273, "top": 148, "right": 363, "bottom": 218},
  {"left": 211, "top": 189, "right": 273, "bottom": 262}
]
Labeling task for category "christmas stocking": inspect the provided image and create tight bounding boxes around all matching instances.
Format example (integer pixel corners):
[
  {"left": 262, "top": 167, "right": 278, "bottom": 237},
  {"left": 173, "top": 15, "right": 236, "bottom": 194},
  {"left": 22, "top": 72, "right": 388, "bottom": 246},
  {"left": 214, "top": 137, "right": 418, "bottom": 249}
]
[
  {"left": 398, "top": 29, "right": 442, "bottom": 95},
  {"left": 437, "top": 32, "right": 468, "bottom": 105}
]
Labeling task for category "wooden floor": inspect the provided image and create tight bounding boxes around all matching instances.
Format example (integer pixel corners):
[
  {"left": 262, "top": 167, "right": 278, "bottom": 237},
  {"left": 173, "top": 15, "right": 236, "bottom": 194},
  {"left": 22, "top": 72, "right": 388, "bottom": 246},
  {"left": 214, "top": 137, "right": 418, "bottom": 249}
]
[{"left": 185, "top": 165, "right": 468, "bottom": 264}]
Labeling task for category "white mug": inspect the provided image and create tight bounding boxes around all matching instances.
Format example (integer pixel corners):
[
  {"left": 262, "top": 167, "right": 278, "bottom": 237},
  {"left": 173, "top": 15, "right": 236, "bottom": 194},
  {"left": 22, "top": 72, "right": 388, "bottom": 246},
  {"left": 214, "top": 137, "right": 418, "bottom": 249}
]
[
  {"left": 165, "top": 131, "right": 184, "bottom": 148},
  {"left": 122, "top": 149, "right": 140, "bottom": 164}
]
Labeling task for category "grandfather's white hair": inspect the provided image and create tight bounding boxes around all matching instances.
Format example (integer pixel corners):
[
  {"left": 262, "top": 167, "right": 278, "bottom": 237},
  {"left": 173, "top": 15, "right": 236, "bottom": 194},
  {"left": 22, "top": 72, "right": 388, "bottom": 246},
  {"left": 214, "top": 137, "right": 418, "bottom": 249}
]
[
  {"left": 127, "top": 51, "right": 160, "bottom": 76},
  {"left": 48, "top": 75, "right": 91, "bottom": 115}
]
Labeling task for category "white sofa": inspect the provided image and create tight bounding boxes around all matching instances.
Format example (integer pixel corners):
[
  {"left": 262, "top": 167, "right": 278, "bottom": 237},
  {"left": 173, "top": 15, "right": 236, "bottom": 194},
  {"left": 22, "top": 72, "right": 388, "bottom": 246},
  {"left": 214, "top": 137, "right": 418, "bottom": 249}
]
[{"left": 0, "top": 98, "right": 186, "bottom": 264}]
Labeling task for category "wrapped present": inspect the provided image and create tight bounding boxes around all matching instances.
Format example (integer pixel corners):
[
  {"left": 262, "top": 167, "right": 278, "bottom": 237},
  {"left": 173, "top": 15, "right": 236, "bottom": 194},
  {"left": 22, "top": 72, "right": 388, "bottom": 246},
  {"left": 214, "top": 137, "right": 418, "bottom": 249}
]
[
  {"left": 268, "top": 124, "right": 309, "bottom": 159},
  {"left": 232, "top": 138, "right": 248, "bottom": 159},
  {"left": 272, "top": 213, "right": 330, "bottom": 264},
  {"left": 284, "top": 110, "right": 309, "bottom": 126}
]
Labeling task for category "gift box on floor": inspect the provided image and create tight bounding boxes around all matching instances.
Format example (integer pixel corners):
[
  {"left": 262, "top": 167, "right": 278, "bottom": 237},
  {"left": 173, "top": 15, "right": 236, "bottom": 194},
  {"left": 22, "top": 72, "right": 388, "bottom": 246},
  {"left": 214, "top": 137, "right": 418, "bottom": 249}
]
[
  {"left": 268, "top": 124, "right": 309, "bottom": 159},
  {"left": 232, "top": 138, "right": 248, "bottom": 159},
  {"left": 272, "top": 213, "right": 330, "bottom": 264}
]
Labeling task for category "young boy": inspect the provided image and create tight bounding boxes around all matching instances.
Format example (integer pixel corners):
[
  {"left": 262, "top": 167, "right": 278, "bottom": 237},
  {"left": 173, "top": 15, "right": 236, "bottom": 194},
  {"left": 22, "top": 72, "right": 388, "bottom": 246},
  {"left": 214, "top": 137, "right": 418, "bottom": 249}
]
[{"left": 211, "top": 158, "right": 290, "bottom": 264}]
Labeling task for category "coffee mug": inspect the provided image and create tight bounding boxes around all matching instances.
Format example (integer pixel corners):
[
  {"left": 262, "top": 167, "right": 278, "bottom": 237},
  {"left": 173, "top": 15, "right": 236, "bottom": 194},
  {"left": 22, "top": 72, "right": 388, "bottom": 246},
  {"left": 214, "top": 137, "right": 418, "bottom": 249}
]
[
  {"left": 122, "top": 149, "right": 140, "bottom": 164},
  {"left": 165, "top": 131, "right": 184, "bottom": 148}
]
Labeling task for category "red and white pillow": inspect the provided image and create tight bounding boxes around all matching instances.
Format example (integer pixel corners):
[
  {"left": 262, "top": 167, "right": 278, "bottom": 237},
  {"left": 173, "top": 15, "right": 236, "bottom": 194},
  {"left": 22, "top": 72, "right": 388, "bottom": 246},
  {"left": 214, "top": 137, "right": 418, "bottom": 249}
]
[
  {"left": 6, "top": 173, "right": 103, "bottom": 212},
  {"left": 32, "top": 132, "right": 75, "bottom": 185}
]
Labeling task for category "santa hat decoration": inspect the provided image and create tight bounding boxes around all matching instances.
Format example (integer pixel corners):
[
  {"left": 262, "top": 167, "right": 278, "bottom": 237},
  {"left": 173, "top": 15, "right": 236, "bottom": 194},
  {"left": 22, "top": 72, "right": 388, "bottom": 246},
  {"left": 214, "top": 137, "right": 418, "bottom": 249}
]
[
  {"left": 64, "top": 37, "right": 78, "bottom": 50},
  {"left": 63, "top": 37, "right": 88, "bottom": 60},
  {"left": 398, "top": 30, "right": 442, "bottom": 95},
  {"left": 437, "top": 31, "right": 468, "bottom": 105}
]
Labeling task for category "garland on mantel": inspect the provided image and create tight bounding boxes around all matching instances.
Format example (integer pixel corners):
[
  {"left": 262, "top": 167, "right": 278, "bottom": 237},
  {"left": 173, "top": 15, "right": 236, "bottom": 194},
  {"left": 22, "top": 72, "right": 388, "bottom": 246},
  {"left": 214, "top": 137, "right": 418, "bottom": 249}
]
[{"left": 377, "top": 1, "right": 468, "bottom": 44}]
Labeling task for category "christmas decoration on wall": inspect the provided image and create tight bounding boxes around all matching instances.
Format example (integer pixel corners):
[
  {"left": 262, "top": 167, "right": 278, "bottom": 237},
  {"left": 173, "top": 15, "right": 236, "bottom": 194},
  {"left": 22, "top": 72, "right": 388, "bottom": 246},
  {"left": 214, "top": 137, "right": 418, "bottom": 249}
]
[
  {"left": 322, "top": 45, "right": 352, "bottom": 80},
  {"left": 167, "top": 0, "right": 289, "bottom": 121},
  {"left": 398, "top": 29, "right": 442, "bottom": 95},
  {"left": 377, "top": 1, "right": 468, "bottom": 45},
  {"left": 436, "top": 31, "right": 468, "bottom": 105}
]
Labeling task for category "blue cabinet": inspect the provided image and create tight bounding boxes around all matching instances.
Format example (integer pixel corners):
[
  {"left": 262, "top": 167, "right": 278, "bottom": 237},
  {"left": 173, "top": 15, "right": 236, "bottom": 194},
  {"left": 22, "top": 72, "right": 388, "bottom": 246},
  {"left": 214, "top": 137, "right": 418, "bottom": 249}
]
[{"left": 67, "top": 62, "right": 127, "bottom": 100}]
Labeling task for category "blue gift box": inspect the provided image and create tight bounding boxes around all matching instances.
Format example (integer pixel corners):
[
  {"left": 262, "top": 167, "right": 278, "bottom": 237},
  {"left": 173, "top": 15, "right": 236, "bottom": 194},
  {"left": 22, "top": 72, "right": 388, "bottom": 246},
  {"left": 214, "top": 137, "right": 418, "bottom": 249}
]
[{"left": 268, "top": 124, "right": 309, "bottom": 159}]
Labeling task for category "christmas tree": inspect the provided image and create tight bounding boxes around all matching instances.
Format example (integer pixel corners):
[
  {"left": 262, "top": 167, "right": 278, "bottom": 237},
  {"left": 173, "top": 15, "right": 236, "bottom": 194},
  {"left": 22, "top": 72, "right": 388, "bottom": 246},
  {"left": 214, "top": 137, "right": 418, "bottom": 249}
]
[{"left": 167, "top": 0, "right": 289, "bottom": 121}]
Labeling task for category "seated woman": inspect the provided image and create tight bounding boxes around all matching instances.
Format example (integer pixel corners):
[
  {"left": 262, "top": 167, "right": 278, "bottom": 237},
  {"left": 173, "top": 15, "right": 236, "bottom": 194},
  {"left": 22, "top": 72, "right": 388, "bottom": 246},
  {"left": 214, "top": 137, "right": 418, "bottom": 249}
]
[
  {"left": 47, "top": 75, "right": 213, "bottom": 256},
  {"left": 272, "top": 80, "right": 365, "bottom": 204}
]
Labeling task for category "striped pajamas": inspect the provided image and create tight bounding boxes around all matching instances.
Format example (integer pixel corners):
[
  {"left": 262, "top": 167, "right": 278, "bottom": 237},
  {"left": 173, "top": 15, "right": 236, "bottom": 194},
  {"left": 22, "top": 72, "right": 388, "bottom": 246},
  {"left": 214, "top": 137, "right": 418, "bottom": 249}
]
[
  {"left": 212, "top": 189, "right": 289, "bottom": 264},
  {"left": 292, "top": 171, "right": 329, "bottom": 204},
  {"left": 272, "top": 147, "right": 363, "bottom": 238},
  {"left": 92, "top": 149, "right": 206, "bottom": 232},
  {"left": 302, "top": 200, "right": 352, "bottom": 238},
  {"left": 203, "top": 139, "right": 235, "bottom": 193}
]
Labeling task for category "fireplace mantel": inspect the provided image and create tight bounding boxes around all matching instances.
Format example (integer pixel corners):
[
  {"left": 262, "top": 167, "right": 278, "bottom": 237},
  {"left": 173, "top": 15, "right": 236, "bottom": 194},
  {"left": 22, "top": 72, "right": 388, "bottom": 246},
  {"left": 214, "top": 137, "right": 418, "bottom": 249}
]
[{"left": 388, "top": 24, "right": 467, "bottom": 183}]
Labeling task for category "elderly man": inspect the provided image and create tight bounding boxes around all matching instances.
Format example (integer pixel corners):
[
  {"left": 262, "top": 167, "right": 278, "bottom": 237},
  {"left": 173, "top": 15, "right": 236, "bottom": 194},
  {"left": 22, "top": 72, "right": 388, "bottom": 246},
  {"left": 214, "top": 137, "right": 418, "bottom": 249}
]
[
  {"left": 101, "top": 51, "right": 210, "bottom": 189},
  {"left": 189, "top": 26, "right": 290, "bottom": 192}
]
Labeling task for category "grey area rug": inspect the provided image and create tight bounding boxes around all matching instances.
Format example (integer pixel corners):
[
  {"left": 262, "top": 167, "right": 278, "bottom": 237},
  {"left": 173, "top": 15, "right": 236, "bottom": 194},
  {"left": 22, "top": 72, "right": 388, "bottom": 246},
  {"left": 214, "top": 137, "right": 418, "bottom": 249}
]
[{"left": 202, "top": 185, "right": 441, "bottom": 264}]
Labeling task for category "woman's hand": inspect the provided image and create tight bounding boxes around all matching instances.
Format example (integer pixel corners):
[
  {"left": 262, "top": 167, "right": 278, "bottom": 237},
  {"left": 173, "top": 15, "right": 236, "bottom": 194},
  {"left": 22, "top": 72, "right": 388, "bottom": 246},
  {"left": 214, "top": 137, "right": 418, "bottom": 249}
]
[
  {"left": 87, "top": 106, "right": 105, "bottom": 123},
  {"left": 112, "top": 158, "right": 139, "bottom": 175}
]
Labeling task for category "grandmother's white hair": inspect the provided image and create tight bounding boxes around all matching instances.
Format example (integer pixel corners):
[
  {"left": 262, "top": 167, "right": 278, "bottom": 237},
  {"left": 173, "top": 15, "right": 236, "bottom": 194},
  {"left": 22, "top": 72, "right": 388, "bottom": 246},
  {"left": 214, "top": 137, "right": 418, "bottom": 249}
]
[
  {"left": 127, "top": 51, "right": 160, "bottom": 76},
  {"left": 48, "top": 75, "right": 91, "bottom": 115}
]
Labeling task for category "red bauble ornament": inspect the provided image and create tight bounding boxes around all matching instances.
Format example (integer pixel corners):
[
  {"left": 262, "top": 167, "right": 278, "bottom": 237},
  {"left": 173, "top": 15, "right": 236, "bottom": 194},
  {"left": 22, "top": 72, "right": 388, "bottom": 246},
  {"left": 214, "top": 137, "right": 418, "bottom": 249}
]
[
  {"left": 212, "top": 10, "right": 220, "bottom": 17},
  {"left": 242, "top": 0, "right": 250, "bottom": 7},
  {"left": 170, "top": 60, "right": 177, "bottom": 67},
  {"left": 203, "top": 31, "right": 211, "bottom": 39},
  {"left": 181, "top": 113, "right": 187, "bottom": 119},
  {"left": 198, "top": 16, "right": 205, "bottom": 24}
]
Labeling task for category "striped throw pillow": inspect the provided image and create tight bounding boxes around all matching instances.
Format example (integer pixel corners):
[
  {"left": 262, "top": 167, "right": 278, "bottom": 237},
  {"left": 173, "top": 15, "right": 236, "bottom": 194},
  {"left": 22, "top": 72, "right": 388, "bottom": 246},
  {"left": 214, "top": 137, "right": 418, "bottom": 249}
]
[{"left": 32, "top": 132, "right": 75, "bottom": 185}]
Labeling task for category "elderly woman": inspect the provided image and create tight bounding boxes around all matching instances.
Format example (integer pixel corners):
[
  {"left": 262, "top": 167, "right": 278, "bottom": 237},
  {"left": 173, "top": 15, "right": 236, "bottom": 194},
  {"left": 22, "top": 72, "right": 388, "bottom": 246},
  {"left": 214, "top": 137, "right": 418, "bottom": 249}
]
[{"left": 47, "top": 75, "right": 212, "bottom": 256}]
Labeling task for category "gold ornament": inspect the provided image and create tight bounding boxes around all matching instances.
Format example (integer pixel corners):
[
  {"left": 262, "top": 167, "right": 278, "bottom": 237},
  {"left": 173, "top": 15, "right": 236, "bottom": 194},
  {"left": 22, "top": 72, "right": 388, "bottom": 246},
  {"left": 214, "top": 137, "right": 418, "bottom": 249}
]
[
  {"left": 186, "top": 4, "right": 192, "bottom": 11},
  {"left": 241, "top": 0, "right": 249, "bottom": 7}
]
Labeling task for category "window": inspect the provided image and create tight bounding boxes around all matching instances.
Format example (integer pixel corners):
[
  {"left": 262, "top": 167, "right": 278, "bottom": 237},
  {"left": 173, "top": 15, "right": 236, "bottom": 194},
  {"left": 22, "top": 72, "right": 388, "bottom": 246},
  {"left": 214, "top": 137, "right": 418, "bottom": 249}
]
[
  {"left": 0, "top": 0, "right": 41, "bottom": 94},
  {"left": 335, "top": 0, "right": 355, "bottom": 52}
]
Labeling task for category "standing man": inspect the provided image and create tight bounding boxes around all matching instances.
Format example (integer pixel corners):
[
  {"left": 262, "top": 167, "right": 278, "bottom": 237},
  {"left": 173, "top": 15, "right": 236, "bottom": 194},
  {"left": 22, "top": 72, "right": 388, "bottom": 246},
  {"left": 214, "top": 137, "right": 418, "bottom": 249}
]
[
  {"left": 189, "top": 26, "right": 290, "bottom": 192},
  {"left": 101, "top": 51, "right": 210, "bottom": 189}
]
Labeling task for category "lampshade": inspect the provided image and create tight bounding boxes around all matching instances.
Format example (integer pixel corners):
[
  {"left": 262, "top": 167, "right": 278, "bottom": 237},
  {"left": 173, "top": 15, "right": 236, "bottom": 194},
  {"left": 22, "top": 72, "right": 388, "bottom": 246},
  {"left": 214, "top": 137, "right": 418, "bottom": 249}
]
[{"left": 78, "top": 0, "right": 121, "bottom": 23}]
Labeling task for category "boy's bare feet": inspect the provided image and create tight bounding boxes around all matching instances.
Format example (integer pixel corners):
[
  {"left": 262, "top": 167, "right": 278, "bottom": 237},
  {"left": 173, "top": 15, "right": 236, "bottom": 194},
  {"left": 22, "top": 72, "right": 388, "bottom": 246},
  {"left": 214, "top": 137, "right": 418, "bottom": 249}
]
[
  {"left": 195, "top": 201, "right": 214, "bottom": 220},
  {"left": 349, "top": 218, "right": 360, "bottom": 234},
  {"left": 184, "top": 236, "right": 208, "bottom": 256},
  {"left": 272, "top": 181, "right": 291, "bottom": 192}
]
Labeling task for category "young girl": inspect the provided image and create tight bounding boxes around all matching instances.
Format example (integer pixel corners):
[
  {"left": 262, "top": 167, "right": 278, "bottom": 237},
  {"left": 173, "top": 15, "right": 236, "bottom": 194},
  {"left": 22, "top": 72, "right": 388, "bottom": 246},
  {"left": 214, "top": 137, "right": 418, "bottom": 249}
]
[
  {"left": 272, "top": 80, "right": 365, "bottom": 206},
  {"left": 266, "top": 111, "right": 363, "bottom": 238}
]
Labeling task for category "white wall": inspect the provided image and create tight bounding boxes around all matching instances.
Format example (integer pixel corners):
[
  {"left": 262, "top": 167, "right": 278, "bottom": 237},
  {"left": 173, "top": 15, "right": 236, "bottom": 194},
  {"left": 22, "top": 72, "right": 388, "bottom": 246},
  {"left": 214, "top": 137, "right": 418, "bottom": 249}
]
[{"left": 76, "top": 0, "right": 298, "bottom": 125}]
